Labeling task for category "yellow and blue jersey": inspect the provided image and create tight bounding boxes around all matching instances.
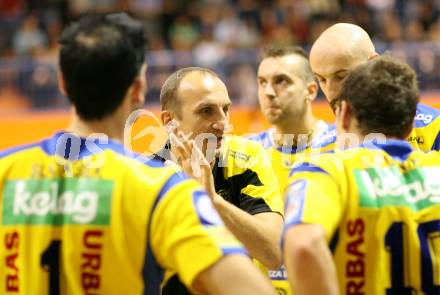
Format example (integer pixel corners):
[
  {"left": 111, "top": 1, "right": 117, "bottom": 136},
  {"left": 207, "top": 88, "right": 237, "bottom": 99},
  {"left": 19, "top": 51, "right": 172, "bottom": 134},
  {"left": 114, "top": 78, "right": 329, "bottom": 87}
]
[
  {"left": 154, "top": 135, "right": 284, "bottom": 217},
  {"left": 248, "top": 120, "right": 336, "bottom": 193},
  {"left": 284, "top": 139, "right": 440, "bottom": 294},
  {"left": 154, "top": 134, "right": 283, "bottom": 294},
  {"left": 248, "top": 120, "right": 336, "bottom": 295},
  {"left": 408, "top": 103, "right": 440, "bottom": 151},
  {"left": 0, "top": 131, "right": 245, "bottom": 295}
]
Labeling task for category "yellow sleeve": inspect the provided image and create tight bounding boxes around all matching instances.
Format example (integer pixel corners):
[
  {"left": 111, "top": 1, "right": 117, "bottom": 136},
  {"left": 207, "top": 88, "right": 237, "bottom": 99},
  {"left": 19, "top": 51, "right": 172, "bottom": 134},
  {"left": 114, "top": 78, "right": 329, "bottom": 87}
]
[
  {"left": 150, "top": 172, "right": 245, "bottom": 289},
  {"left": 408, "top": 103, "right": 440, "bottom": 151},
  {"left": 283, "top": 163, "right": 344, "bottom": 241},
  {"left": 240, "top": 142, "right": 284, "bottom": 215}
]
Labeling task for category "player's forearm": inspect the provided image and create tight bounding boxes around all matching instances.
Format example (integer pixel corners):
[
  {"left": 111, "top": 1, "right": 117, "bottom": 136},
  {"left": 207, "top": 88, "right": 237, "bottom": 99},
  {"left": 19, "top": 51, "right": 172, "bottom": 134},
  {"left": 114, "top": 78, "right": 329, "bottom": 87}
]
[
  {"left": 212, "top": 195, "right": 283, "bottom": 269},
  {"left": 195, "top": 254, "right": 277, "bottom": 295},
  {"left": 284, "top": 225, "right": 339, "bottom": 295}
]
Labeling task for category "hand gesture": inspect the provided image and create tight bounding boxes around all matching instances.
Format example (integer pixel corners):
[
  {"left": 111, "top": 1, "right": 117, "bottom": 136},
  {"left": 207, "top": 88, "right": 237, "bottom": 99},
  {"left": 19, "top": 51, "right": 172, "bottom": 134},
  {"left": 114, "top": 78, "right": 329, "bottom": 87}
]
[{"left": 169, "top": 131, "right": 217, "bottom": 198}]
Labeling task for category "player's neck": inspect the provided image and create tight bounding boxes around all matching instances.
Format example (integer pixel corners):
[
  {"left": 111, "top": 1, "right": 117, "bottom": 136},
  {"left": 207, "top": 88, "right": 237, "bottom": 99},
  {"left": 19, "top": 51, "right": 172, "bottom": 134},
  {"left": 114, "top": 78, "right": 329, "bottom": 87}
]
[
  {"left": 67, "top": 111, "right": 126, "bottom": 143},
  {"left": 273, "top": 114, "right": 317, "bottom": 147}
]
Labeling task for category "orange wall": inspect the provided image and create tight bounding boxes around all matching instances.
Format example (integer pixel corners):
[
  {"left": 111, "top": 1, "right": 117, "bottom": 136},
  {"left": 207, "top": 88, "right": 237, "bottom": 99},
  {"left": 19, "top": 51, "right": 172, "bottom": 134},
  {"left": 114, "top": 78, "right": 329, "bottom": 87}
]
[{"left": 1, "top": 99, "right": 439, "bottom": 154}]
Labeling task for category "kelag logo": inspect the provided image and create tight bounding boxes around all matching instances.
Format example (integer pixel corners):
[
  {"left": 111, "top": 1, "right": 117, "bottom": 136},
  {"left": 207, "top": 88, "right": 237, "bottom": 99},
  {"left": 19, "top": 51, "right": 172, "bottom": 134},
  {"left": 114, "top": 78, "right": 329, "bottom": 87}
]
[
  {"left": 2, "top": 179, "right": 113, "bottom": 225},
  {"left": 355, "top": 167, "right": 440, "bottom": 210},
  {"left": 415, "top": 113, "right": 433, "bottom": 124}
]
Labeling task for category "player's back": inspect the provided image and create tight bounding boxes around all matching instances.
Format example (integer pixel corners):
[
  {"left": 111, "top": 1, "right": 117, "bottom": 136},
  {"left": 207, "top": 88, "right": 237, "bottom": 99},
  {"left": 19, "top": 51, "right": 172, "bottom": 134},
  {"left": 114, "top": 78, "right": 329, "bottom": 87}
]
[
  {"left": 337, "top": 143, "right": 440, "bottom": 294},
  {"left": 0, "top": 132, "right": 217, "bottom": 294},
  {"left": 288, "top": 140, "right": 440, "bottom": 294}
]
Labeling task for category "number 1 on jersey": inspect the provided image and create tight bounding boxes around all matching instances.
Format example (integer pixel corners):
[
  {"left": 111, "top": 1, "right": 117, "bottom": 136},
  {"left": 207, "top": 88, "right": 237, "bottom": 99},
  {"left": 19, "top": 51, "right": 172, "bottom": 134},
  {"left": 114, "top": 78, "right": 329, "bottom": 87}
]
[
  {"left": 385, "top": 220, "right": 440, "bottom": 295},
  {"left": 40, "top": 240, "right": 61, "bottom": 295}
]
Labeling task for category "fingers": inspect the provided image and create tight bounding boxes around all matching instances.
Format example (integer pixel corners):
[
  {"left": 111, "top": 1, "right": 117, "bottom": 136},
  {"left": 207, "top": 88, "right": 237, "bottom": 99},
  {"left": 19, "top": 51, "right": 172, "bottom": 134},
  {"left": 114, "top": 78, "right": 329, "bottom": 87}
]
[
  {"left": 178, "top": 131, "right": 193, "bottom": 154},
  {"left": 201, "top": 163, "right": 216, "bottom": 197},
  {"left": 170, "top": 133, "right": 190, "bottom": 165},
  {"left": 171, "top": 132, "right": 193, "bottom": 157},
  {"left": 188, "top": 142, "right": 216, "bottom": 196},
  {"left": 191, "top": 140, "right": 207, "bottom": 164},
  {"left": 189, "top": 140, "right": 207, "bottom": 178},
  {"left": 170, "top": 131, "right": 215, "bottom": 195}
]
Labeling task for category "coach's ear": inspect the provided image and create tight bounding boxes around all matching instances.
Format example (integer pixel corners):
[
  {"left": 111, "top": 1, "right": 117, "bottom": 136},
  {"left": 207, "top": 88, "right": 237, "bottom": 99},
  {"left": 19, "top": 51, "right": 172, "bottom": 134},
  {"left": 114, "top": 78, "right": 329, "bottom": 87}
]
[
  {"left": 161, "top": 111, "right": 181, "bottom": 134},
  {"left": 161, "top": 110, "right": 173, "bottom": 126},
  {"left": 306, "top": 81, "right": 318, "bottom": 102}
]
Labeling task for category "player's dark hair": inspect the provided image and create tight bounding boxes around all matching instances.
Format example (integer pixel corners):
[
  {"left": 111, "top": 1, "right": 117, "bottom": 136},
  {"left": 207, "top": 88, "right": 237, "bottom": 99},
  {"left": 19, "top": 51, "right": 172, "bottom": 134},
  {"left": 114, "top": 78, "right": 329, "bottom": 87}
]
[
  {"left": 59, "top": 12, "right": 147, "bottom": 120},
  {"left": 334, "top": 55, "right": 419, "bottom": 138},
  {"left": 160, "top": 67, "right": 219, "bottom": 117},
  {"left": 262, "top": 44, "right": 314, "bottom": 82}
]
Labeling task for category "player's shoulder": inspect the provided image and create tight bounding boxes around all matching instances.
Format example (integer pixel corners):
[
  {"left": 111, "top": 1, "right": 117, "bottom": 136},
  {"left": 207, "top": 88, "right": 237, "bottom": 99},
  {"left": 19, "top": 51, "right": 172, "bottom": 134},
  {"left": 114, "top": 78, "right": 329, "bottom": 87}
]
[
  {"left": 410, "top": 148, "right": 440, "bottom": 165},
  {"left": 414, "top": 103, "right": 440, "bottom": 128},
  {"left": 246, "top": 129, "right": 273, "bottom": 150},
  {"left": 225, "top": 134, "right": 267, "bottom": 155},
  {"left": 0, "top": 131, "right": 63, "bottom": 160},
  {"left": 0, "top": 131, "right": 177, "bottom": 177},
  {"left": 311, "top": 121, "right": 337, "bottom": 149},
  {"left": 101, "top": 140, "right": 188, "bottom": 188},
  {"left": 0, "top": 141, "right": 42, "bottom": 160},
  {"left": 288, "top": 150, "right": 338, "bottom": 179},
  {"left": 288, "top": 144, "right": 377, "bottom": 179},
  {"left": 221, "top": 135, "right": 273, "bottom": 173}
]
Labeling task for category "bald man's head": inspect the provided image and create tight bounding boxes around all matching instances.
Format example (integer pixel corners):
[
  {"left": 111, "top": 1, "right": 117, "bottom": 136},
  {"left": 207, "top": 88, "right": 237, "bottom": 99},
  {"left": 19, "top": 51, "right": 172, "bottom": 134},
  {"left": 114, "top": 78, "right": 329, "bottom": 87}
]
[{"left": 310, "top": 23, "right": 378, "bottom": 102}]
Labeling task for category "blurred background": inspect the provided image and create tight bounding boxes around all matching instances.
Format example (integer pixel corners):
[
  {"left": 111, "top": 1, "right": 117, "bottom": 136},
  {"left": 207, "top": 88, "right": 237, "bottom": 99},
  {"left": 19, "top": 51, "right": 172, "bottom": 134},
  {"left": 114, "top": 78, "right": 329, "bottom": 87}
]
[{"left": 1, "top": 0, "right": 440, "bottom": 150}]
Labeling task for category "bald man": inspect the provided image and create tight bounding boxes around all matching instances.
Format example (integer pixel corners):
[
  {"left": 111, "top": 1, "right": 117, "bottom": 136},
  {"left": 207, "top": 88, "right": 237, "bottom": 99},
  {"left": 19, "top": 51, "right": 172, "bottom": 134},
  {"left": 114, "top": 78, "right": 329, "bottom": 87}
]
[
  {"left": 155, "top": 67, "right": 284, "bottom": 294},
  {"left": 310, "top": 23, "right": 440, "bottom": 151}
]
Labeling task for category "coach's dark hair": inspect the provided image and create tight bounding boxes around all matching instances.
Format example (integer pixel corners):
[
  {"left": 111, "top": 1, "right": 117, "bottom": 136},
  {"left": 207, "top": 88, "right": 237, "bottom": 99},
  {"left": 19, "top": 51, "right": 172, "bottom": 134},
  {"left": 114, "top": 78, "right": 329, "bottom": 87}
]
[
  {"left": 262, "top": 44, "right": 314, "bottom": 82},
  {"left": 335, "top": 55, "right": 419, "bottom": 138},
  {"left": 160, "top": 67, "right": 219, "bottom": 117},
  {"left": 59, "top": 12, "right": 147, "bottom": 120}
]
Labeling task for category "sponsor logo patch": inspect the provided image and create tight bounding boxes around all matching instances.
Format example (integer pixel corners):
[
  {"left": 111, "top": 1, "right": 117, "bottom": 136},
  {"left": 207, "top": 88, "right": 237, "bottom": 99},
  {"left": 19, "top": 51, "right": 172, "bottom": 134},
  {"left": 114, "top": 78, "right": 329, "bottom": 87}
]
[
  {"left": 408, "top": 136, "right": 424, "bottom": 144},
  {"left": 355, "top": 167, "right": 440, "bottom": 210},
  {"left": 415, "top": 113, "right": 433, "bottom": 124},
  {"left": 2, "top": 179, "right": 113, "bottom": 225}
]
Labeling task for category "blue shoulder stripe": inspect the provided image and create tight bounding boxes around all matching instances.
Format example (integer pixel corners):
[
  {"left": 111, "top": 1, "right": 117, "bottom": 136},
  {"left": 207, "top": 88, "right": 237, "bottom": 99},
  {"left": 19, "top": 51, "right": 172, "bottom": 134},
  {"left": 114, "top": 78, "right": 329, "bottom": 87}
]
[
  {"left": 247, "top": 130, "right": 272, "bottom": 149},
  {"left": 289, "top": 163, "right": 329, "bottom": 178},
  {"left": 312, "top": 124, "right": 337, "bottom": 149},
  {"left": 156, "top": 171, "right": 188, "bottom": 201},
  {"left": 0, "top": 132, "right": 164, "bottom": 168},
  {"left": 0, "top": 142, "right": 42, "bottom": 159},
  {"left": 142, "top": 171, "right": 189, "bottom": 294},
  {"left": 414, "top": 103, "right": 440, "bottom": 128},
  {"left": 432, "top": 131, "right": 440, "bottom": 151}
]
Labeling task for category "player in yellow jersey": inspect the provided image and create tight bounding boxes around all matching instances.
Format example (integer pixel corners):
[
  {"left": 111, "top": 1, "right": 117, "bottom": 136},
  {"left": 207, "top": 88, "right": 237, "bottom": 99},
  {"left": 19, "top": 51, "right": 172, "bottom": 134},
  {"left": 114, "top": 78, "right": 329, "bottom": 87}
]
[
  {"left": 250, "top": 45, "right": 336, "bottom": 194},
  {"left": 247, "top": 45, "right": 336, "bottom": 295},
  {"left": 154, "top": 67, "right": 284, "bottom": 294},
  {"left": 0, "top": 13, "right": 277, "bottom": 295},
  {"left": 310, "top": 23, "right": 440, "bottom": 151},
  {"left": 283, "top": 55, "right": 440, "bottom": 294}
]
